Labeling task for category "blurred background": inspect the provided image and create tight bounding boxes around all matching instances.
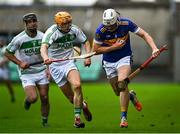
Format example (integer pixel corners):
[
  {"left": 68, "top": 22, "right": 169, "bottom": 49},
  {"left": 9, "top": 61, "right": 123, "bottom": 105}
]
[{"left": 0, "top": 0, "right": 180, "bottom": 83}]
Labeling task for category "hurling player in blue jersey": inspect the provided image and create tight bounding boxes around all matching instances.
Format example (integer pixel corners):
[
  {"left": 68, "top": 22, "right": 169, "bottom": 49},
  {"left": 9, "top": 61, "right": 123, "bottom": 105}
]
[{"left": 93, "top": 9, "right": 160, "bottom": 128}]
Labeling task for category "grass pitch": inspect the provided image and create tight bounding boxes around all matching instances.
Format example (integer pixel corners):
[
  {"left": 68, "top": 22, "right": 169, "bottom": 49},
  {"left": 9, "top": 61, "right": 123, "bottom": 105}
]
[{"left": 0, "top": 82, "right": 180, "bottom": 133}]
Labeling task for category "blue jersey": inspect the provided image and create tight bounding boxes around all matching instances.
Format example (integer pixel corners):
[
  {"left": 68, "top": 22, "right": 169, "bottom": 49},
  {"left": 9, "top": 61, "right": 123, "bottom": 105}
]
[{"left": 94, "top": 17, "right": 139, "bottom": 62}]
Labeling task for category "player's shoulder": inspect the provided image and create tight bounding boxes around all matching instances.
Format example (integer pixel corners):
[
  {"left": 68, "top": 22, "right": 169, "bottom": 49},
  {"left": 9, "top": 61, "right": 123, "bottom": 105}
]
[
  {"left": 11, "top": 31, "right": 26, "bottom": 42},
  {"left": 119, "top": 17, "right": 133, "bottom": 26},
  {"left": 37, "top": 30, "right": 44, "bottom": 37},
  {"left": 71, "top": 24, "right": 82, "bottom": 32},
  {"left": 96, "top": 23, "right": 107, "bottom": 34},
  {"left": 37, "top": 30, "right": 44, "bottom": 35},
  {"left": 45, "top": 24, "right": 58, "bottom": 34}
]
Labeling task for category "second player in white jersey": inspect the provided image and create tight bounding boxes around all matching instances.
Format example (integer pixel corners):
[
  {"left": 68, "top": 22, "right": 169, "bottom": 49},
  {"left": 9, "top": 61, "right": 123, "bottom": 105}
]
[
  {"left": 41, "top": 11, "right": 92, "bottom": 128},
  {"left": 5, "top": 13, "right": 50, "bottom": 127}
]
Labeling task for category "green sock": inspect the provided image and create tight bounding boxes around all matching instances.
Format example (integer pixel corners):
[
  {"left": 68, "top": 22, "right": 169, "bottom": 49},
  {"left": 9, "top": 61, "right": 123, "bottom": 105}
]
[{"left": 74, "top": 107, "right": 81, "bottom": 118}]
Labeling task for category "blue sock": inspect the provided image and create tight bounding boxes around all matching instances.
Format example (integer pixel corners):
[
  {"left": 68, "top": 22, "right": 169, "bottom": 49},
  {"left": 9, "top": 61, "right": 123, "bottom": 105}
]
[{"left": 121, "top": 111, "right": 127, "bottom": 119}]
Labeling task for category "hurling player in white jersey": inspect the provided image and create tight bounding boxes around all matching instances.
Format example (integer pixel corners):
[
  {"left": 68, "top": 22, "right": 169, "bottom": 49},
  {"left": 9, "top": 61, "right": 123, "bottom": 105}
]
[
  {"left": 41, "top": 11, "right": 92, "bottom": 128},
  {"left": 0, "top": 37, "right": 15, "bottom": 103},
  {"left": 5, "top": 13, "right": 50, "bottom": 127},
  {"left": 93, "top": 9, "right": 160, "bottom": 128}
]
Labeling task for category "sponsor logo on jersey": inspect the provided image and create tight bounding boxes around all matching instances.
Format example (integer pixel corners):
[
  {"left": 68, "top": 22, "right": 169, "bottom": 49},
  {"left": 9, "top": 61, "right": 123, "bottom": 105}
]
[{"left": 20, "top": 40, "right": 41, "bottom": 56}]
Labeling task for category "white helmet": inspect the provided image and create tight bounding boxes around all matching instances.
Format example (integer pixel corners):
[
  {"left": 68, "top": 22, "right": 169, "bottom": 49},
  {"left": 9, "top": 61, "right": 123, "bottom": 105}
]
[{"left": 103, "top": 9, "right": 118, "bottom": 26}]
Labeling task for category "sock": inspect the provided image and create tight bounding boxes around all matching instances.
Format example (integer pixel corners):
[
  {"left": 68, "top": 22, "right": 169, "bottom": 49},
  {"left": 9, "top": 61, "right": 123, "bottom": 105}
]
[
  {"left": 121, "top": 111, "right": 127, "bottom": 119},
  {"left": 74, "top": 107, "right": 81, "bottom": 118},
  {"left": 121, "top": 106, "right": 127, "bottom": 119}
]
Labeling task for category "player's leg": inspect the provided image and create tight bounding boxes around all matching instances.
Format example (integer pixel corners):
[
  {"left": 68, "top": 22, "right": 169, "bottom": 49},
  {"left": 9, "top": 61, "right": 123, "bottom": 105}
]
[
  {"left": 117, "top": 65, "right": 131, "bottom": 128},
  {"left": 60, "top": 82, "right": 92, "bottom": 122},
  {"left": 108, "top": 76, "right": 119, "bottom": 95},
  {"left": 67, "top": 69, "right": 85, "bottom": 128},
  {"left": 34, "top": 70, "right": 50, "bottom": 127},
  {"left": 104, "top": 62, "right": 130, "bottom": 127},
  {"left": 129, "top": 90, "right": 142, "bottom": 111},
  {"left": 103, "top": 60, "right": 128, "bottom": 127},
  {"left": 60, "top": 81, "right": 74, "bottom": 104},
  {"left": 20, "top": 74, "right": 38, "bottom": 110},
  {"left": 24, "top": 85, "right": 38, "bottom": 110},
  {"left": 4, "top": 79, "right": 15, "bottom": 102},
  {"left": 49, "top": 63, "right": 84, "bottom": 127},
  {"left": 103, "top": 60, "right": 121, "bottom": 96},
  {"left": 109, "top": 77, "right": 142, "bottom": 112},
  {"left": 37, "top": 84, "right": 50, "bottom": 127}
]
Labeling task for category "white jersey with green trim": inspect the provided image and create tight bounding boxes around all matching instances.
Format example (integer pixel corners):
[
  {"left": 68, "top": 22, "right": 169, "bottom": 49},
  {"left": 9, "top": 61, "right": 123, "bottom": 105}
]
[
  {"left": 42, "top": 24, "right": 87, "bottom": 60},
  {"left": 6, "top": 30, "right": 46, "bottom": 75}
]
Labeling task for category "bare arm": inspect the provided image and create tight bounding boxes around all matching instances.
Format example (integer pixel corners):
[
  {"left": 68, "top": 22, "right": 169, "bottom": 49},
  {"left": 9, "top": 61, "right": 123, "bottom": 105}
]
[
  {"left": 84, "top": 40, "right": 92, "bottom": 54},
  {"left": 4, "top": 51, "right": 29, "bottom": 69},
  {"left": 83, "top": 40, "right": 92, "bottom": 67},
  {"left": 136, "top": 28, "right": 160, "bottom": 57},
  {"left": 40, "top": 44, "right": 52, "bottom": 65}
]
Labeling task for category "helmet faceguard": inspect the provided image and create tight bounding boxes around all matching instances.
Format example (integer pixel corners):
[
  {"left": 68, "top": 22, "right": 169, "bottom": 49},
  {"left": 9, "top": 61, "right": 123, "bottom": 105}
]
[
  {"left": 54, "top": 11, "right": 72, "bottom": 33},
  {"left": 102, "top": 9, "right": 119, "bottom": 31}
]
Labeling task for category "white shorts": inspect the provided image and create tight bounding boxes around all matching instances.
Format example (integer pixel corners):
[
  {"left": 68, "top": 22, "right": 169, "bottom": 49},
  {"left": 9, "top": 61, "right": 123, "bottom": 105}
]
[
  {"left": 103, "top": 56, "right": 133, "bottom": 79},
  {"left": 49, "top": 60, "right": 77, "bottom": 87},
  {"left": 20, "top": 70, "right": 49, "bottom": 88},
  {"left": 0, "top": 68, "right": 9, "bottom": 80}
]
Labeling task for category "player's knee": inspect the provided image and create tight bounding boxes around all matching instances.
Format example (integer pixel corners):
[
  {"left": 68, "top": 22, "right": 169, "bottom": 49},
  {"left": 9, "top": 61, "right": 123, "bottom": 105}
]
[
  {"left": 28, "top": 95, "right": 38, "bottom": 103},
  {"left": 115, "top": 80, "right": 128, "bottom": 95},
  {"left": 73, "top": 82, "right": 81, "bottom": 91},
  {"left": 117, "top": 80, "right": 128, "bottom": 90}
]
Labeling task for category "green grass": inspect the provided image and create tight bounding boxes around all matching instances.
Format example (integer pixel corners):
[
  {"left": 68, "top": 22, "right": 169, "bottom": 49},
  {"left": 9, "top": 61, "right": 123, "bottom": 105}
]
[{"left": 0, "top": 82, "right": 180, "bottom": 133}]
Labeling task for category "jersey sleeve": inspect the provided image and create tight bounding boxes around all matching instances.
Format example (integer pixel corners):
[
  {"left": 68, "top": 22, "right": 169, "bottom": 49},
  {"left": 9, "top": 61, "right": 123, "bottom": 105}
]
[
  {"left": 75, "top": 26, "right": 87, "bottom": 44},
  {"left": 128, "top": 19, "right": 140, "bottom": 33},
  {"left": 94, "top": 29, "right": 104, "bottom": 45},
  {"left": 42, "top": 27, "right": 56, "bottom": 47},
  {"left": 6, "top": 37, "right": 21, "bottom": 54}
]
